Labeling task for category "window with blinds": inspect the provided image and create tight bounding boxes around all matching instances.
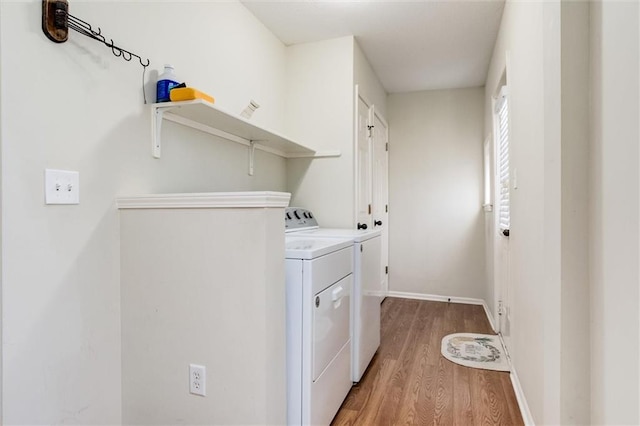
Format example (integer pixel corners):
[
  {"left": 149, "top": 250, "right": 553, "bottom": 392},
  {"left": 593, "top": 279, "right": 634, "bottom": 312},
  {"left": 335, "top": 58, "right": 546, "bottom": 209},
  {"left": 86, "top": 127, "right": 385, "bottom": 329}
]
[{"left": 495, "top": 86, "right": 510, "bottom": 234}]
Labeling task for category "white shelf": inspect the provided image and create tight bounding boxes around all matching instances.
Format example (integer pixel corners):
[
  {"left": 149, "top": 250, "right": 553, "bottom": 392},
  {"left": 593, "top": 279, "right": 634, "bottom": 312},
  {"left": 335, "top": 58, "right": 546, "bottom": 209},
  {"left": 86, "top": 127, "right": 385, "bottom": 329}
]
[{"left": 151, "top": 100, "right": 340, "bottom": 174}]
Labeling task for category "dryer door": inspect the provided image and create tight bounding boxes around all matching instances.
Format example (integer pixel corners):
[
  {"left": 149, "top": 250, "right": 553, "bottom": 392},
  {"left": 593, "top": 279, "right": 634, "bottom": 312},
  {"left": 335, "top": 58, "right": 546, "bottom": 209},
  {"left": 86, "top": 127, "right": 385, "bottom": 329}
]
[{"left": 312, "top": 274, "right": 352, "bottom": 381}]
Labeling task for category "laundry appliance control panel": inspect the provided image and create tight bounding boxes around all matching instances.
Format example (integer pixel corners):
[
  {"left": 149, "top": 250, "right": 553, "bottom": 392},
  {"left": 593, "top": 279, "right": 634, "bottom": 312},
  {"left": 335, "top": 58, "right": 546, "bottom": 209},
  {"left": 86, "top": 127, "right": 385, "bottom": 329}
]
[{"left": 285, "top": 207, "right": 319, "bottom": 231}]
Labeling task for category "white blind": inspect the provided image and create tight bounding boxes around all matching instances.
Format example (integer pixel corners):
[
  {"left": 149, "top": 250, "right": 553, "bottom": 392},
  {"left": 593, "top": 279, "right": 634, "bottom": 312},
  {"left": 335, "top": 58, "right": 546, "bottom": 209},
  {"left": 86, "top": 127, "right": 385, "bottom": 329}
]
[{"left": 496, "top": 86, "right": 510, "bottom": 233}]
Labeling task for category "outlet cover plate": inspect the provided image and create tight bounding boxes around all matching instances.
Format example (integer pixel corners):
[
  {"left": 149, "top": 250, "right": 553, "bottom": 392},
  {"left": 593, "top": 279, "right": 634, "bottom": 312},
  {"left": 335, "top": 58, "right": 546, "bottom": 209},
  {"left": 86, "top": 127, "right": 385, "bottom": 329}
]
[
  {"left": 189, "top": 364, "right": 206, "bottom": 396},
  {"left": 45, "top": 169, "right": 79, "bottom": 205}
]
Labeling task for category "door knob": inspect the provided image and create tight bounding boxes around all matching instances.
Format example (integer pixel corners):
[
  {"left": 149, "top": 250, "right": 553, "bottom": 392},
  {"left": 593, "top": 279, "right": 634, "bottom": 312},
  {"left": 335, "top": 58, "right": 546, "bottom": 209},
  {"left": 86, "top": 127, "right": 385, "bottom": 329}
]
[{"left": 374, "top": 220, "right": 382, "bottom": 226}]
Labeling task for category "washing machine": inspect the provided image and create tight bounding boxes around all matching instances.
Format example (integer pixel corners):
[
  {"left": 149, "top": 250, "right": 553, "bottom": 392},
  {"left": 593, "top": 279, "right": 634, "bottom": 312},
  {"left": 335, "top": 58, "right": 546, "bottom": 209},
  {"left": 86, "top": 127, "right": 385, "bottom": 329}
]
[
  {"left": 285, "top": 236, "right": 354, "bottom": 425},
  {"left": 285, "top": 208, "right": 382, "bottom": 383}
]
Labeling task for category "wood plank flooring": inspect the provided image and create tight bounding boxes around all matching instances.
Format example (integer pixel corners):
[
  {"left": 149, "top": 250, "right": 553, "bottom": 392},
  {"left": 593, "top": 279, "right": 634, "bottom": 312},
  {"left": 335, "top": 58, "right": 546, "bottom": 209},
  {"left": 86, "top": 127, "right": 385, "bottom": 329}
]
[{"left": 332, "top": 298, "right": 523, "bottom": 426}]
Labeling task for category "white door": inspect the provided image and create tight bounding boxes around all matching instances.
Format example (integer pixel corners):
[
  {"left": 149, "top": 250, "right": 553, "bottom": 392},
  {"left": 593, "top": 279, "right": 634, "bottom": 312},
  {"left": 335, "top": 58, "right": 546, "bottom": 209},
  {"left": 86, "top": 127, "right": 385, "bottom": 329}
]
[
  {"left": 496, "top": 237, "right": 511, "bottom": 346},
  {"left": 371, "top": 109, "right": 389, "bottom": 295},
  {"left": 355, "top": 87, "right": 373, "bottom": 230},
  {"left": 494, "top": 85, "right": 512, "bottom": 354}
]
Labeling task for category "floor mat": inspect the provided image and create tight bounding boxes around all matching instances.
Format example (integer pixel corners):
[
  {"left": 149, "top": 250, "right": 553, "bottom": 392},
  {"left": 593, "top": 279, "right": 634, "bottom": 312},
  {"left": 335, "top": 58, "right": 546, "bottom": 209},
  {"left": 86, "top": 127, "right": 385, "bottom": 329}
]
[{"left": 441, "top": 333, "right": 510, "bottom": 372}]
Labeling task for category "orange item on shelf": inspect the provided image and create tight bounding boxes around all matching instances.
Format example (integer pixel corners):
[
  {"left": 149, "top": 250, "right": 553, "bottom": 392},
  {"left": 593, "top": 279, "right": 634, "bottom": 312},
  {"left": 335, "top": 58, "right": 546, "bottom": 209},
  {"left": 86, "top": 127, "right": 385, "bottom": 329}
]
[{"left": 169, "top": 87, "right": 215, "bottom": 103}]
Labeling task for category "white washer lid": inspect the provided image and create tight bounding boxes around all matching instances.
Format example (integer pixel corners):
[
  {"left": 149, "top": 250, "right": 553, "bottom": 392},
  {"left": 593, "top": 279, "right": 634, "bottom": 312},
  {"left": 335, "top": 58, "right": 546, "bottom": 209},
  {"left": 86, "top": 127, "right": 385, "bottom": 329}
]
[
  {"left": 285, "top": 236, "right": 352, "bottom": 259},
  {"left": 289, "top": 228, "right": 381, "bottom": 243}
]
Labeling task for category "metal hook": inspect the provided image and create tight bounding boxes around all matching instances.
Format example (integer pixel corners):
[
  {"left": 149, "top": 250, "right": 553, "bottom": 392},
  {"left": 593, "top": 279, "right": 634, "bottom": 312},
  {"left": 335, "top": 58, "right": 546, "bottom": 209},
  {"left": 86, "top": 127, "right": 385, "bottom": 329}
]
[
  {"left": 44, "top": 2, "right": 151, "bottom": 72},
  {"left": 109, "top": 41, "right": 121, "bottom": 57}
]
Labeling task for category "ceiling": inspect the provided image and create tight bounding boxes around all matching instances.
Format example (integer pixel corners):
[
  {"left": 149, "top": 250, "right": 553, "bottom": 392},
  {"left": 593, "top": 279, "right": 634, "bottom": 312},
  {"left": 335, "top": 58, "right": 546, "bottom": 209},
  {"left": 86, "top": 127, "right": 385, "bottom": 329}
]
[{"left": 241, "top": 1, "right": 505, "bottom": 94}]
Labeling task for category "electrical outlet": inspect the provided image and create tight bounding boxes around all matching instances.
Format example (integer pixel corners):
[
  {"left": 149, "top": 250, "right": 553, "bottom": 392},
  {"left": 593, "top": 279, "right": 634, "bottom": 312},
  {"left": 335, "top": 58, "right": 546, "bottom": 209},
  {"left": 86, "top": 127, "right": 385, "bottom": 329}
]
[
  {"left": 189, "top": 364, "right": 206, "bottom": 396},
  {"left": 45, "top": 169, "right": 79, "bottom": 205}
]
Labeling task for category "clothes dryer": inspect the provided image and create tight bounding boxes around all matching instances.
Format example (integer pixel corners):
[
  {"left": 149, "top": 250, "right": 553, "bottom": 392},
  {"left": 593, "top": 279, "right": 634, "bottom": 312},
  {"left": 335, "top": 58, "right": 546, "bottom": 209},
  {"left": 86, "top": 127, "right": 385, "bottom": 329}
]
[
  {"left": 285, "top": 236, "right": 354, "bottom": 425},
  {"left": 285, "top": 208, "right": 382, "bottom": 383}
]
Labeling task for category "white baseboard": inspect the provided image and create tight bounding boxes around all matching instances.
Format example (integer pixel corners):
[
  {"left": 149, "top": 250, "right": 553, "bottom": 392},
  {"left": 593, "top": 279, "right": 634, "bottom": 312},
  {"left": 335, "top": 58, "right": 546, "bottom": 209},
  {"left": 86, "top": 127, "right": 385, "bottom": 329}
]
[
  {"left": 495, "top": 333, "right": 534, "bottom": 425},
  {"left": 509, "top": 368, "right": 535, "bottom": 426},
  {"left": 482, "top": 301, "right": 497, "bottom": 333},
  {"left": 387, "top": 290, "right": 532, "bottom": 425},
  {"left": 386, "top": 291, "right": 485, "bottom": 306},
  {"left": 387, "top": 291, "right": 498, "bottom": 333}
]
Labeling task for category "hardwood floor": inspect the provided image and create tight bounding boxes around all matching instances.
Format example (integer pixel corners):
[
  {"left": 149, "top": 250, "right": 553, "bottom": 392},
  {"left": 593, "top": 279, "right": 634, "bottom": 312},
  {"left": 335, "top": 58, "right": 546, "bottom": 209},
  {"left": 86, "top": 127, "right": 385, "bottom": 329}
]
[{"left": 332, "top": 298, "right": 523, "bottom": 426}]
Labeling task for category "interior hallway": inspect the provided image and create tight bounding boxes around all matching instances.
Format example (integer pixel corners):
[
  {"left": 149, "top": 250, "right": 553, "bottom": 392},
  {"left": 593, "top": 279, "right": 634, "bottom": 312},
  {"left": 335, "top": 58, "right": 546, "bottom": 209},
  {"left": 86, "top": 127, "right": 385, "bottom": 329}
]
[{"left": 332, "top": 298, "right": 523, "bottom": 425}]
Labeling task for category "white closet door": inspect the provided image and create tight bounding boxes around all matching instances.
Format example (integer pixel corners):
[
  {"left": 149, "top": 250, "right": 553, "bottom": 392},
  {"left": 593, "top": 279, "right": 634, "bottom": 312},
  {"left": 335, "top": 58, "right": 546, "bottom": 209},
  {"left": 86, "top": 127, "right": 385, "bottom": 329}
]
[
  {"left": 356, "top": 89, "right": 373, "bottom": 230},
  {"left": 371, "top": 109, "right": 389, "bottom": 295}
]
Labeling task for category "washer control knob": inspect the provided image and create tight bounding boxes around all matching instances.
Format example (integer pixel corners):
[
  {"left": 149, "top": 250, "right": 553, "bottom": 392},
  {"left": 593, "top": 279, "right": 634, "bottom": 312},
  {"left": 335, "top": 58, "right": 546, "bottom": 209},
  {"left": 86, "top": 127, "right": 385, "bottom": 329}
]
[
  {"left": 294, "top": 211, "right": 300, "bottom": 220},
  {"left": 286, "top": 212, "right": 291, "bottom": 220}
]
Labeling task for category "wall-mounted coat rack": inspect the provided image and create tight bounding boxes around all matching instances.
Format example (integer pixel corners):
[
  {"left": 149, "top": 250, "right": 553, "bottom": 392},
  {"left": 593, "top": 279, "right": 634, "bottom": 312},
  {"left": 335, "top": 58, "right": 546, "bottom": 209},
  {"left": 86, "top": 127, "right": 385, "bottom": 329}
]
[{"left": 42, "top": 0, "right": 150, "bottom": 69}]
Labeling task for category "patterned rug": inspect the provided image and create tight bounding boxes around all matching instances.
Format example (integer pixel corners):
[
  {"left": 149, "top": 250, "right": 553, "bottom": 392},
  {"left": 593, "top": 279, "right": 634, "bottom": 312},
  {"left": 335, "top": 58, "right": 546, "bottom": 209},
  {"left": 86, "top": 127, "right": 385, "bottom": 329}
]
[{"left": 441, "top": 333, "right": 510, "bottom": 372}]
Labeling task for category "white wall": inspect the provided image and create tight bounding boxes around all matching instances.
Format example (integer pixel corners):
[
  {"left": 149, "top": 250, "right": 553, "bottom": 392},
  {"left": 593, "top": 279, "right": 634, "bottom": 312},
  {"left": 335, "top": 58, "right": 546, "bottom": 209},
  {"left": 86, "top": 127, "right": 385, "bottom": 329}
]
[
  {"left": 485, "top": 1, "right": 605, "bottom": 423},
  {"left": 388, "top": 88, "right": 485, "bottom": 299},
  {"left": 285, "top": 37, "right": 386, "bottom": 228},
  {"left": 0, "top": 8, "right": 3, "bottom": 423},
  {"left": 285, "top": 36, "right": 355, "bottom": 228},
  {"left": 0, "top": 1, "right": 289, "bottom": 423},
  {"left": 559, "top": 2, "right": 590, "bottom": 423},
  {"left": 354, "top": 41, "right": 387, "bottom": 121},
  {"left": 485, "top": 1, "right": 556, "bottom": 423},
  {"left": 590, "top": 1, "right": 640, "bottom": 424},
  {"left": 486, "top": 1, "right": 640, "bottom": 422}
]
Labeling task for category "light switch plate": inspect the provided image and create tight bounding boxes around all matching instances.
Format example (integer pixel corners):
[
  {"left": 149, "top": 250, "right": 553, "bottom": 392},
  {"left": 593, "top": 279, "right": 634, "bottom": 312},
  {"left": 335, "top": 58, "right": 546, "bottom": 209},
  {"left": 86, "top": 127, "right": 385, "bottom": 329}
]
[{"left": 45, "top": 169, "right": 79, "bottom": 205}]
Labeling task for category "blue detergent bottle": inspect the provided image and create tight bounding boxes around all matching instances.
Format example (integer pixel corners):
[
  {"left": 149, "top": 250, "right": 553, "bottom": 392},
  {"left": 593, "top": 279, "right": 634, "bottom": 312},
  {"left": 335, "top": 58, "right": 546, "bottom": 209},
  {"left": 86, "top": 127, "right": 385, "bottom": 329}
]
[{"left": 156, "top": 64, "right": 179, "bottom": 102}]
